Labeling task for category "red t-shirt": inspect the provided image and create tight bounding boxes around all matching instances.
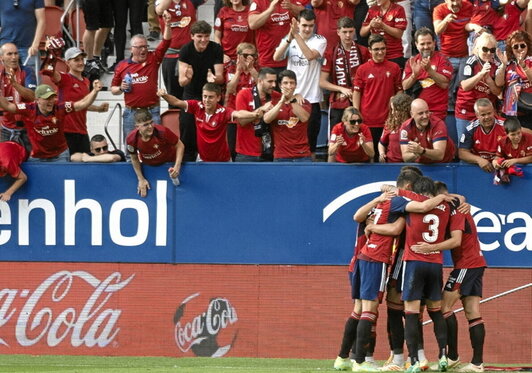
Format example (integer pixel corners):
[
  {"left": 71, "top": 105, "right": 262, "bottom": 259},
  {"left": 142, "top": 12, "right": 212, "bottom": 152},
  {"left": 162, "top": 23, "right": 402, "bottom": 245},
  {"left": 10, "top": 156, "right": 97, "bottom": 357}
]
[
  {"left": 322, "top": 43, "right": 369, "bottom": 109},
  {"left": 455, "top": 56, "right": 500, "bottom": 120},
  {"left": 0, "top": 66, "right": 36, "bottom": 130},
  {"left": 353, "top": 59, "right": 402, "bottom": 127},
  {"left": 470, "top": 0, "right": 499, "bottom": 28},
  {"left": 402, "top": 51, "right": 453, "bottom": 120},
  {"left": 249, "top": 0, "right": 304, "bottom": 68},
  {"left": 493, "top": 1, "right": 526, "bottom": 41},
  {"left": 224, "top": 65, "right": 256, "bottom": 110},
  {"left": 0, "top": 141, "right": 26, "bottom": 178},
  {"left": 399, "top": 116, "right": 456, "bottom": 163},
  {"left": 363, "top": 4, "right": 407, "bottom": 60},
  {"left": 360, "top": 197, "right": 404, "bottom": 264},
  {"left": 111, "top": 39, "right": 170, "bottom": 108},
  {"left": 313, "top": 0, "right": 355, "bottom": 54},
  {"left": 397, "top": 194, "right": 453, "bottom": 264},
  {"left": 380, "top": 127, "right": 403, "bottom": 163},
  {"left": 235, "top": 88, "right": 281, "bottom": 157},
  {"left": 214, "top": 6, "right": 254, "bottom": 61},
  {"left": 270, "top": 99, "right": 312, "bottom": 159},
  {"left": 330, "top": 122, "right": 373, "bottom": 163},
  {"left": 449, "top": 211, "right": 487, "bottom": 269},
  {"left": 16, "top": 102, "right": 71, "bottom": 158},
  {"left": 186, "top": 100, "right": 234, "bottom": 162},
  {"left": 496, "top": 132, "right": 532, "bottom": 160},
  {"left": 126, "top": 124, "right": 179, "bottom": 165},
  {"left": 458, "top": 118, "right": 506, "bottom": 160},
  {"left": 158, "top": 0, "right": 196, "bottom": 54},
  {"left": 433, "top": 1, "right": 473, "bottom": 58},
  {"left": 57, "top": 72, "right": 90, "bottom": 134}
]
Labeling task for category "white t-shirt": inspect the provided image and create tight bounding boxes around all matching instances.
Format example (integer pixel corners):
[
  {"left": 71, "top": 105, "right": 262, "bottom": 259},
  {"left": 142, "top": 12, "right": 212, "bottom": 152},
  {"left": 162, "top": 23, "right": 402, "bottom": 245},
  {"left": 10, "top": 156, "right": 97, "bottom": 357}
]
[{"left": 284, "top": 34, "right": 327, "bottom": 103}]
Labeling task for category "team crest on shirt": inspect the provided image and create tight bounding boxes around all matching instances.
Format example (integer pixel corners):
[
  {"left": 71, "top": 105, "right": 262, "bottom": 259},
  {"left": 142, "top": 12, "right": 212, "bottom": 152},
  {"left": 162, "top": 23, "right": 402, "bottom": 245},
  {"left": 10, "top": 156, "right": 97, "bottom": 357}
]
[
  {"left": 386, "top": 71, "right": 390, "bottom": 77},
  {"left": 211, "top": 121, "right": 218, "bottom": 127},
  {"left": 52, "top": 117, "right": 57, "bottom": 124},
  {"left": 387, "top": 15, "right": 393, "bottom": 22},
  {"left": 153, "top": 144, "right": 159, "bottom": 149}
]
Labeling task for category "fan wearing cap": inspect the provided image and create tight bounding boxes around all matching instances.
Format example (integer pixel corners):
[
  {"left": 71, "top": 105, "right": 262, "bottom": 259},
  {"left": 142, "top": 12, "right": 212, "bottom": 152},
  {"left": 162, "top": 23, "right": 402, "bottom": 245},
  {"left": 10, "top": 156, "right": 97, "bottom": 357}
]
[
  {"left": 0, "top": 81, "right": 103, "bottom": 161},
  {"left": 0, "top": 141, "right": 28, "bottom": 201},
  {"left": 49, "top": 47, "right": 109, "bottom": 154},
  {"left": 0, "top": 42, "right": 37, "bottom": 153}
]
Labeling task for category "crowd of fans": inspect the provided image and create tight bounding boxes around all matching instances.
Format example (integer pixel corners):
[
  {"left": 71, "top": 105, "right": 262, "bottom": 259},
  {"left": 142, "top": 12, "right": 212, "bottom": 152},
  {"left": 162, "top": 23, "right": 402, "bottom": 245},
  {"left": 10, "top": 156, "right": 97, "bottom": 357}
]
[{"left": 1, "top": 0, "right": 532, "bottom": 198}]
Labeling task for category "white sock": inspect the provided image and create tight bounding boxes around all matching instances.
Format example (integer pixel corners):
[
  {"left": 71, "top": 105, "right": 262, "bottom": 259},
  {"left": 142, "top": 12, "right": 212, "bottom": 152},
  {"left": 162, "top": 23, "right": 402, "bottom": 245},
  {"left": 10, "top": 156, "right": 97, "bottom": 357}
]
[
  {"left": 393, "top": 353, "right": 405, "bottom": 366},
  {"left": 418, "top": 349, "right": 427, "bottom": 362},
  {"left": 365, "top": 356, "right": 375, "bottom": 363}
]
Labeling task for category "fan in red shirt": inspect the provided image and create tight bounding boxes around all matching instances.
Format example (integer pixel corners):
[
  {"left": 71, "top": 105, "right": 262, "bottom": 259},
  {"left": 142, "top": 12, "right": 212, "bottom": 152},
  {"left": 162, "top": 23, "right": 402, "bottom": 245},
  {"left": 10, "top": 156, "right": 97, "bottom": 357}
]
[
  {"left": 353, "top": 34, "right": 402, "bottom": 161},
  {"left": 126, "top": 108, "right": 185, "bottom": 198},
  {"left": 310, "top": 0, "right": 356, "bottom": 54},
  {"left": 156, "top": 0, "right": 199, "bottom": 100},
  {"left": 360, "top": 0, "right": 407, "bottom": 67},
  {"left": 402, "top": 27, "right": 453, "bottom": 121},
  {"left": 214, "top": 0, "right": 254, "bottom": 63},
  {"left": 379, "top": 93, "right": 413, "bottom": 163},
  {"left": 433, "top": 0, "right": 477, "bottom": 59},
  {"left": 0, "top": 141, "right": 27, "bottom": 201},
  {"left": 159, "top": 83, "right": 262, "bottom": 162},
  {"left": 400, "top": 98, "right": 456, "bottom": 163},
  {"left": 328, "top": 107, "right": 374, "bottom": 163},
  {"left": 263, "top": 70, "right": 312, "bottom": 161},
  {"left": 320, "top": 17, "right": 369, "bottom": 133},
  {"left": 493, "top": 117, "right": 532, "bottom": 170},
  {"left": 248, "top": 0, "right": 305, "bottom": 69},
  {"left": 0, "top": 83, "right": 103, "bottom": 161},
  {"left": 458, "top": 98, "right": 506, "bottom": 172}
]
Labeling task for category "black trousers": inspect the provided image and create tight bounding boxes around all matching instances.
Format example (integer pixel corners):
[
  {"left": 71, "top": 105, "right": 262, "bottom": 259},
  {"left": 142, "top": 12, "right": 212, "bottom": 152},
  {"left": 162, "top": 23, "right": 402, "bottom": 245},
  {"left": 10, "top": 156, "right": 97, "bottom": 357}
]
[{"left": 112, "top": 0, "right": 144, "bottom": 62}]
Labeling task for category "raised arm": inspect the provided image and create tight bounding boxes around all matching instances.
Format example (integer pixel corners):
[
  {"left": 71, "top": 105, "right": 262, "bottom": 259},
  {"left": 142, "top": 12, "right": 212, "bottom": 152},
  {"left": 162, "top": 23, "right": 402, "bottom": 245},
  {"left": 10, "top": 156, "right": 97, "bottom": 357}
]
[{"left": 73, "top": 80, "right": 102, "bottom": 111}]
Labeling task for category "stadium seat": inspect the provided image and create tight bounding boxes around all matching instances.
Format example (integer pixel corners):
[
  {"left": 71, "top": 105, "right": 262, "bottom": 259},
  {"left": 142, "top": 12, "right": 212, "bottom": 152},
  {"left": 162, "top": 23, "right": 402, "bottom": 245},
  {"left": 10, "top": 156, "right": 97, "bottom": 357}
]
[
  {"left": 160, "top": 109, "right": 180, "bottom": 137},
  {"left": 69, "top": 7, "right": 86, "bottom": 48}
]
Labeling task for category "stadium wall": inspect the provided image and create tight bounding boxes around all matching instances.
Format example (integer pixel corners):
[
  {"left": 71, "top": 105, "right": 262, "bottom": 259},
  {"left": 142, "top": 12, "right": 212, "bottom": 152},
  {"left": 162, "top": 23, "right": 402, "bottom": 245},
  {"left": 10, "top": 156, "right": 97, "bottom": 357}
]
[{"left": 0, "top": 163, "right": 530, "bottom": 362}]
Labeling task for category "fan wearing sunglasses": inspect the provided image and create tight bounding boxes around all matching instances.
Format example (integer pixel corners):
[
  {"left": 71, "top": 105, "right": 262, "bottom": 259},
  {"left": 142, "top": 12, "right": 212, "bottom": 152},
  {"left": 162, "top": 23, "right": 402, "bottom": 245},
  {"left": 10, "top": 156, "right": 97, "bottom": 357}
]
[
  {"left": 495, "top": 30, "right": 532, "bottom": 129},
  {"left": 328, "top": 107, "right": 374, "bottom": 163},
  {"left": 70, "top": 134, "right": 126, "bottom": 163},
  {"left": 455, "top": 32, "right": 502, "bottom": 144}
]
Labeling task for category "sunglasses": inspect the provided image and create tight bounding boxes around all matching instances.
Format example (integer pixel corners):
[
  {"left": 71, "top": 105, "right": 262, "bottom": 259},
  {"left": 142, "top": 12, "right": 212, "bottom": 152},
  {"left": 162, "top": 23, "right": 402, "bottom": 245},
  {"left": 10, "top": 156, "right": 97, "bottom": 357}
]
[
  {"left": 349, "top": 119, "right": 363, "bottom": 125},
  {"left": 241, "top": 53, "right": 257, "bottom": 59},
  {"left": 512, "top": 43, "right": 527, "bottom": 50},
  {"left": 481, "top": 46, "right": 496, "bottom": 54},
  {"left": 93, "top": 145, "right": 108, "bottom": 153}
]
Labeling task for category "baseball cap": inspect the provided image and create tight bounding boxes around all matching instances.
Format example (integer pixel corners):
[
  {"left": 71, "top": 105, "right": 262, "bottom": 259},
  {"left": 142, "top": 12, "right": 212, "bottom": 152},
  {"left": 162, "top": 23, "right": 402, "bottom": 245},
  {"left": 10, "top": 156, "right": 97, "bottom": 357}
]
[
  {"left": 64, "top": 47, "right": 86, "bottom": 61},
  {"left": 35, "top": 84, "right": 57, "bottom": 99}
]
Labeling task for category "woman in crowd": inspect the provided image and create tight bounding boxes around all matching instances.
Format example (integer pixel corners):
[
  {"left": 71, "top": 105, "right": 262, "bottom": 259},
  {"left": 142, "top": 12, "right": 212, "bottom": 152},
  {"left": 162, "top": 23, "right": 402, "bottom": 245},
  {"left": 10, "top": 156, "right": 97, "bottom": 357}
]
[
  {"left": 214, "top": 0, "right": 254, "bottom": 64},
  {"left": 496, "top": 30, "right": 532, "bottom": 130},
  {"left": 328, "top": 107, "right": 374, "bottom": 163},
  {"left": 378, "top": 93, "right": 413, "bottom": 163},
  {"left": 455, "top": 32, "right": 502, "bottom": 143}
]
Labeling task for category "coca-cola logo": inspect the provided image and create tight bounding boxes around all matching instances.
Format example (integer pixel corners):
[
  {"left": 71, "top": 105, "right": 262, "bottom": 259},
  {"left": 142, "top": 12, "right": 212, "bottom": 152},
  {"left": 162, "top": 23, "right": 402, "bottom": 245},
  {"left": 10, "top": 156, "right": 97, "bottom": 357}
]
[
  {"left": 173, "top": 293, "right": 238, "bottom": 357},
  {"left": 0, "top": 271, "right": 134, "bottom": 348}
]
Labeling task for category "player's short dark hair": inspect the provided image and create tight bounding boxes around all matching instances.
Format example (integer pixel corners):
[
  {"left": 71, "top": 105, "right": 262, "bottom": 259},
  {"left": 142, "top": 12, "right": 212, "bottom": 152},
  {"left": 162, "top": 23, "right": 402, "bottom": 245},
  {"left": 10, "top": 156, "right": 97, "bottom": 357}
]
[
  {"left": 400, "top": 165, "right": 423, "bottom": 176},
  {"left": 434, "top": 181, "right": 448, "bottom": 194},
  {"left": 337, "top": 16, "right": 355, "bottom": 29},
  {"left": 368, "top": 34, "right": 386, "bottom": 48},
  {"left": 278, "top": 69, "right": 297, "bottom": 84},
  {"left": 396, "top": 170, "right": 421, "bottom": 189},
  {"left": 504, "top": 117, "right": 521, "bottom": 133},
  {"left": 202, "top": 82, "right": 222, "bottom": 95},
  {"left": 134, "top": 108, "right": 153, "bottom": 124},
  {"left": 298, "top": 9, "right": 316, "bottom": 21},
  {"left": 90, "top": 134, "right": 106, "bottom": 143},
  {"left": 414, "top": 27, "right": 435, "bottom": 43},
  {"left": 258, "top": 67, "right": 277, "bottom": 79},
  {"left": 412, "top": 176, "right": 436, "bottom": 197},
  {"left": 190, "top": 20, "right": 211, "bottom": 35}
]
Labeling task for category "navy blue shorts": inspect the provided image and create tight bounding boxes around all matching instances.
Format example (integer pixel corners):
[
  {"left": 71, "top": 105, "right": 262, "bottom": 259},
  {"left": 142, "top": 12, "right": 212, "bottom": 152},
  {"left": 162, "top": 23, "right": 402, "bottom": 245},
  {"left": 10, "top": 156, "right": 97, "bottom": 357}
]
[
  {"left": 444, "top": 267, "right": 485, "bottom": 297},
  {"left": 401, "top": 260, "right": 443, "bottom": 302},
  {"left": 352, "top": 259, "right": 387, "bottom": 302}
]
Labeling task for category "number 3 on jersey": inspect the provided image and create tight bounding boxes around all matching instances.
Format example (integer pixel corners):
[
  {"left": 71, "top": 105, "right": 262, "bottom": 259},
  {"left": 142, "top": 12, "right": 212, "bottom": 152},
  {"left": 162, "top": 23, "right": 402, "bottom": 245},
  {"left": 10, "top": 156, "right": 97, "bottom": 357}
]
[{"left": 422, "top": 213, "right": 439, "bottom": 243}]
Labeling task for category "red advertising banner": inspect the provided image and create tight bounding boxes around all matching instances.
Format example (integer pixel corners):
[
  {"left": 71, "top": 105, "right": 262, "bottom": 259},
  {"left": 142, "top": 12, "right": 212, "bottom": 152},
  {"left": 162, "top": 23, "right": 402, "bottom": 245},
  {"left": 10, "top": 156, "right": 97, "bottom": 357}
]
[{"left": 0, "top": 263, "right": 529, "bottom": 363}]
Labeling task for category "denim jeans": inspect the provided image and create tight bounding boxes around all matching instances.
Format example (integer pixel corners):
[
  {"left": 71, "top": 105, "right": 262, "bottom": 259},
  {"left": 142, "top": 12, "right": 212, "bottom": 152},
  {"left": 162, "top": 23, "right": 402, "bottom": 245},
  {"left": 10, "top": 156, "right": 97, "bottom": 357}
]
[
  {"left": 413, "top": 0, "right": 444, "bottom": 32},
  {"left": 28, "top": 148, "right": 70, "bottom": 162},
  {"left": 235, "top": 153, "right": 263, "bottom": 162},
  {"left": 455, "top": 117, "right": 471, "bottom": 146}
]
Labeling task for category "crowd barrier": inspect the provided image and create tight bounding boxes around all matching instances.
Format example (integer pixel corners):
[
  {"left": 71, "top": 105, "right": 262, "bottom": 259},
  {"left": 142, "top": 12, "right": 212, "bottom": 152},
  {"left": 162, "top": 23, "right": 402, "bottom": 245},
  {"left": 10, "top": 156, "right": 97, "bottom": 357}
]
[{"left": 0, "top": 163, "right": 530, "bottom": 361}]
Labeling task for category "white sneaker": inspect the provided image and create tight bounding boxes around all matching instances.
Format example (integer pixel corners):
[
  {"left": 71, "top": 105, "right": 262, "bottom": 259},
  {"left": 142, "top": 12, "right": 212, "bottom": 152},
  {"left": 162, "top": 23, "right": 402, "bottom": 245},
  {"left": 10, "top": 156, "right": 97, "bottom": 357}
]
[
  {"left": 334, "top": 356, "right": 352, "bottom": 371},
  {"left": 457, "top": 363, "right": 484, "bottom": 372}
]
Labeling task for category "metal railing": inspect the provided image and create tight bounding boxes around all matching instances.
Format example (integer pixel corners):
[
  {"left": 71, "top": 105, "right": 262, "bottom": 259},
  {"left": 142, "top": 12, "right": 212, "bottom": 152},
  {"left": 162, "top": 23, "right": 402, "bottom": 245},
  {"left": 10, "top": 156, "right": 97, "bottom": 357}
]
[{"left": 104, "top": 103, "right": 123, "bottom": 151}]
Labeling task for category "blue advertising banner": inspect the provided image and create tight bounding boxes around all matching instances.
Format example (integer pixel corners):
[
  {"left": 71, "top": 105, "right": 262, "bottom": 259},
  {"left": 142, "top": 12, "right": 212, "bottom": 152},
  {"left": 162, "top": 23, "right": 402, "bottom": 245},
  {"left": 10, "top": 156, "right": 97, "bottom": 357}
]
[{"left": 0, "top": 163, "right": 530, "bottom": 267}]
